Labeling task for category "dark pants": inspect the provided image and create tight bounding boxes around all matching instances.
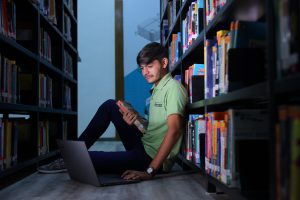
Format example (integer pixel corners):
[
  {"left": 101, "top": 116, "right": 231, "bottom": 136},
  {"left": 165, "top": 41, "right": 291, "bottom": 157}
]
[{"left": 78, "top": 99, "right": 152, "bottom": 174}]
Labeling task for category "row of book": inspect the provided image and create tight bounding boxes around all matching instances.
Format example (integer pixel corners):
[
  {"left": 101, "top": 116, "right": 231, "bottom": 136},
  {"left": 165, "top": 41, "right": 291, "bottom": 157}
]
[
  {"left": 183, "top": 109, "right": 268, "bottom": 188},
  {"left": 0, "top": 54, "right": 19, "bottom": 104},
  {"left": 0, "top": 117, "right": 70, "bottom": 170},
  {"left": 0, "top": 55, "right": 74, "bottom": 107},
  {"left": 161, "top": 0, "right": 179, "bottom": 45},
  {"left": 168, "top": 33, "right": 181, "bottom": 70},
  {"left": 182, "top": 0, "right": 203, "bottom": 54},
  {"left": 167, "top": 0, "right": 179, "bottom": 32},
  {"left": 0, "top": 0, "right": 16, "bottom": 39},
  {"left": 276, "top": 105, "right": 300, "bottom": 200},
  {"left": 64, "top": 12, "right": 72, "bottom": 42},
  {"left": 63, "top": 50, "right": 74, "bottom": 78},
  {"left": 39, "top": 73, "right": 53, "bottom": 108},
  {"left": 185, "top": 114, "right": 205, "bottom": 166},
  {"left": 38, "top": 120, "right": 69, "bottom": 156},
  {"left": 205, "top": 21, "right": 266, "bottom": 99},
  {"left": 162, "top": 0, "right": 203, "bottom": 55},
  {"left": 62, "top": 120, "right": 68, "bottom": 140},
  {"left": 0, "top": 118, "right": 18, "bottom": 171},
  {"left": 275, "top": 0, "right": 300, "bottom": 78},
  {"left": 205, "top": 0, "right": 227, "bottom": 25},
  {"left": 63, "top": 84, "right": 72, "bottom": 110},
  {"left": 40, "top": 28, "right": 52, "bottom": 63},
  {"left": 38, "top": 121, "right": 50, "bottom": 156},
  {"left": 39, "top": 74, "right": 76, "bottom": 111},
  {"left": 167, "top": 21, "right": 267, "bottom": 103},
  {"left": 31, "top": 0, "right": 57, "bottom": 25},
  {"left": 184, "top": 64, "right": 204, "bottom": 103},
  {"left": 40, "top": 27, "right": 75, "bottom": 76}
]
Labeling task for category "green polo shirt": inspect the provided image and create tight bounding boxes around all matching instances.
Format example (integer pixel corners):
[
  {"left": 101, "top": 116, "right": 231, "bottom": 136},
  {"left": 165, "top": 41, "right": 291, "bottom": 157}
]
[{"left": 142, "top": 73, "right": 188, "bottom": 172}]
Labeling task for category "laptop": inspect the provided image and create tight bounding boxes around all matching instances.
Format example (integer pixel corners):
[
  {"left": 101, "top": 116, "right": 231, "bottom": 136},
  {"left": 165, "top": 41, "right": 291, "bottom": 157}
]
[{"left": 56, "top": 139, "right": 141, "bottom": 186}]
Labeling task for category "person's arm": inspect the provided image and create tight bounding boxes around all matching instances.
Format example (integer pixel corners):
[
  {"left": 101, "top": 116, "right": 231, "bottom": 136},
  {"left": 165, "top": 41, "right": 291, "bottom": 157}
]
[
  {"left": 121, "top": 113, "right": 182, "bottom": 180},
  {"left": 148, "top": 113, "right": 182, "bottom": 170},
  {"left": 122, "top": 108, "right": 137, "bottom": 126},
  {"left": 117, "top": 101, "right": 138, "bottom": 125}
]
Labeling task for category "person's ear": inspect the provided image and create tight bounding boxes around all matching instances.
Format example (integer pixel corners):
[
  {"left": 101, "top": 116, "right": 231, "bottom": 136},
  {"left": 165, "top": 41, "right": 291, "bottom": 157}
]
[{"left": 162, "top": 58, "right": 168, "bottom": 69}]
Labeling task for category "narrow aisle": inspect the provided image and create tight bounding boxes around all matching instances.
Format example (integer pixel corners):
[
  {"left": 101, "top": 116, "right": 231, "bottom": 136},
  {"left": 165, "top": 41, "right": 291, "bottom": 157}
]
[{"left": 0, "top": 141, "right": 230, "bottom": 200}]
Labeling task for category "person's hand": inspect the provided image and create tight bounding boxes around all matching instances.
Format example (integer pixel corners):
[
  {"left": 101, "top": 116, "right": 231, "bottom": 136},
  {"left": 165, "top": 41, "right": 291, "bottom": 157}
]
[
  {"left": 121, "top": 170, "right": 152, "bottom": 180},
  {"left": 121, "top": 109, "right": 137, "bottom": 125}
]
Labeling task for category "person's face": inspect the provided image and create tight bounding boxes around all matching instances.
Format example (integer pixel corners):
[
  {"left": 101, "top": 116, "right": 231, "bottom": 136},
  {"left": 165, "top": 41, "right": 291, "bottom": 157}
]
[{"left": 139, "top": 58, "right": 168, "bottom": 85}]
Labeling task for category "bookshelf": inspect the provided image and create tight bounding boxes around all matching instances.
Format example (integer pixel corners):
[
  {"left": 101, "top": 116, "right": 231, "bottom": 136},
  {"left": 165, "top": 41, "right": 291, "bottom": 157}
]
[
  {"left": 0, "top": 0, "right": 78, "bottom": 184},
  {"left": 161, "top": 0, "right": 300, "bottom": 199}
]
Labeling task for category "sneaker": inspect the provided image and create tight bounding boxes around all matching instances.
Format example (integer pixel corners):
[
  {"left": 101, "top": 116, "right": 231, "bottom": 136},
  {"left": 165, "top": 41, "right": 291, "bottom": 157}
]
[{"left": 37, "top": 158, "right": 67, "bottom": 173}]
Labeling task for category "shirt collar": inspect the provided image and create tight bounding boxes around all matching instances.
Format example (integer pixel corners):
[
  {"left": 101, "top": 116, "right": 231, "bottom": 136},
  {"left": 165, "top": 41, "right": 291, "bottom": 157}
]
[{"left": 150, "top": 73, "right": 172, "bottom": 93}]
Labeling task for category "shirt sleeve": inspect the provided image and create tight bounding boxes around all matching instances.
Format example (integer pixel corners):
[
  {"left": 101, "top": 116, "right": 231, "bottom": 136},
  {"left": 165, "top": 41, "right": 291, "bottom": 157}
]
[{"left": 165, "top": 82, "right": 188, "bottom": 117}]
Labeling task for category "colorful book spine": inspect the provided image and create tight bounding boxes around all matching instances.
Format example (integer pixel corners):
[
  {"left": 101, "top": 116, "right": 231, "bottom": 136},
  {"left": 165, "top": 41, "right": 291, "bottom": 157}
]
[
  {"left": 0, "top": 0, "right": 16, "bottom": 39},
  {"left": 182, "top": 1, "right": 202, "bottom": 54},
  {"left": 0, "top": 119, "right": 3, "bottom": 171},
  {"left": 39, "top": 74, "right": 53, "bottom": 108},
  {"left": 276, "top": 106, "right": 300, "bottom": 200},
  {"left": 205, "top": 0, "right": 227, "bottom": 25},
  {"left": 0, "top": 56, "right": 19, "bottom": 104}
]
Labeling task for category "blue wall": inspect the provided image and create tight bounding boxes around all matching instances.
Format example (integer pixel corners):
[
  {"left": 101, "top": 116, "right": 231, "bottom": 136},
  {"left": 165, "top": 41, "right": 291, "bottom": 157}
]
[
  {"left": 78, "top": 0, "right": 115, "bottom": 137},
  {"left": 124, "top": 68, "right": 152, "bottom": 117}
]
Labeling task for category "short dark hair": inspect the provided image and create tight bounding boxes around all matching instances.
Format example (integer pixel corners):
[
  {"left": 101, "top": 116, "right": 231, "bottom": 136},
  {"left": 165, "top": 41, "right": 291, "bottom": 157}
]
[{"left": 136, "top": 42, "right": 168, "bottom": 66}]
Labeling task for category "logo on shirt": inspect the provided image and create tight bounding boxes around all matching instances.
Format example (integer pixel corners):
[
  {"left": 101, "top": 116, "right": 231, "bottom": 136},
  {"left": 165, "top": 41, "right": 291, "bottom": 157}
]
[{"left": 154, "top": 102, "right": 163, "bottom": 107}]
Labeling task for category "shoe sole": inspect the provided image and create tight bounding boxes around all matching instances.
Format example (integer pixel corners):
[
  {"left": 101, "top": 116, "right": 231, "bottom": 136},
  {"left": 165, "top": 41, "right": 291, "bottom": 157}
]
[{"left": 37, "top": 168, "right": 67, "bottom": 174}]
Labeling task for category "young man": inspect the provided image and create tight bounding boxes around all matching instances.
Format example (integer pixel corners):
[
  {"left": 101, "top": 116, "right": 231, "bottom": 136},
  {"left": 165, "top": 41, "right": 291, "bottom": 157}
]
[{"left": 38, "top": 42, "right": 188, "bottom": 180}]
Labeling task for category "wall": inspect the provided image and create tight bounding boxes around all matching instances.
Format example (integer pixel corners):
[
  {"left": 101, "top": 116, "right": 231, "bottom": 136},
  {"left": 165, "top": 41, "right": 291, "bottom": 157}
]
[
  {"left": 78, "top": 0, "right": 159, "bottom": 138},
  {"left": 78, "top": 0, "right": 115, "bottom": 138},
  {"left": 123, "top": 0, "right": 159, "bottom": 116}
]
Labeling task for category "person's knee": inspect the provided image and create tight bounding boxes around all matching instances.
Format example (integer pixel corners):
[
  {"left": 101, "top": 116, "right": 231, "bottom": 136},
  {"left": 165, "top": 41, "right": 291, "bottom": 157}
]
[
  {"left": 102, "top": 99, "right": 117, "bottom": 109},
  {"left": 104, "top": 99, "right": 116, "bottom": 104}
]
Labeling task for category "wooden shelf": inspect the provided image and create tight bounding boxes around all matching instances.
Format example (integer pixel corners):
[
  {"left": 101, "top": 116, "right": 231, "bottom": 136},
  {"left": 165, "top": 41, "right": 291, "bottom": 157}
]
[
  {"left": 187, "top": 82, "right": 267, "bottom": 111},
  {"left": 170, "top": 57, "right": 182, "bottom": 74},
  {"left": 176, "top": 154, "right": 247, "bottom": 200},
  {"left": 38, "top": 107, "right": 77, "bottom": 115},
  {"left": 179, "top": 0, "right": 193, "bottom": 20},
  {"left": 206, "top": 175, "right": 247, "bottom": 200},
  {"left": 205, "top": 82, "right": 267, "bottom": 107},
  {"left": 0, "top": 150, "right": 59, "bottom": 179},
  {"left": 0, "top": 103, "right": 38, "bottom": 112},
  {"left": 187, "top": 100, "right": 205, "bottom": 110},
  {"left": 40, "top": 58, "right": 63, "bottom": 75},
  {"left": 205, "top": 0, "right": 265, "bottom": 37},
  {"left": 176, "top": 154, "right": 202, "bottom": 171},
  {"left": 63, "top": 39, "right": 78, "bottom": 54},
  {"left": 0, "top": 35, "right": 38, "bottom": 60},
  {"left": 160, "top": 0, "right": 274, "bottom": 198},
  {"left": 0, "top": 0, "right": 78, "bottom": 184}
]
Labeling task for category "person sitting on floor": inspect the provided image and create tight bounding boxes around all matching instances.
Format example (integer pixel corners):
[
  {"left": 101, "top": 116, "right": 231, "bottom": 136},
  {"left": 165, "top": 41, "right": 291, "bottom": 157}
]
[{"left": 38, "top": 42, "right": 188, "bottom": 180}]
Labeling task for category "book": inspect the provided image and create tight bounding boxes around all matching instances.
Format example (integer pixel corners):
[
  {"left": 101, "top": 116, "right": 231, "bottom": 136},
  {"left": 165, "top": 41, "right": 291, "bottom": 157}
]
[
  {"left": 116, "top": 100, "right": 148, "bottom": 134},
  {"left": 275, "top": 0, "right": 300, "bottom": 78},
  {"left": 233, "top": 21, "right": 266, "bottom": 49},
  {"left": 290, "top": 109, "right": 300, "bottom": 200},
  {"left": 0, "top": 118, "right": 3, "bottom": 170}
]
